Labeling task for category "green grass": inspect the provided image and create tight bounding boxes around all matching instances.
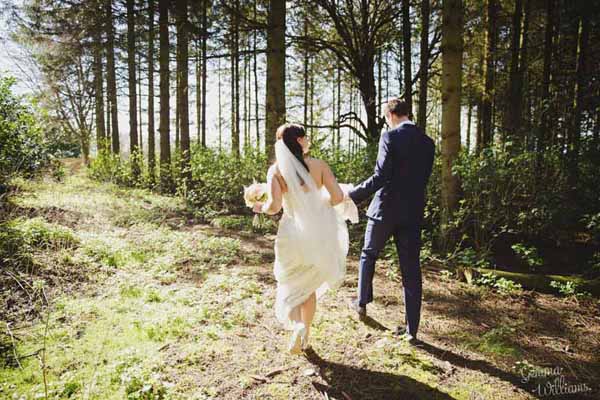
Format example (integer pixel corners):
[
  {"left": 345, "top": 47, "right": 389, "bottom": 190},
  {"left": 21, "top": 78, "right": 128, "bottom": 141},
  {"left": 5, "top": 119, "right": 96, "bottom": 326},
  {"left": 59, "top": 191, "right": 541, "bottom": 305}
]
[{"left": 1, "top": 169, "right": 569, "bottom": 400}]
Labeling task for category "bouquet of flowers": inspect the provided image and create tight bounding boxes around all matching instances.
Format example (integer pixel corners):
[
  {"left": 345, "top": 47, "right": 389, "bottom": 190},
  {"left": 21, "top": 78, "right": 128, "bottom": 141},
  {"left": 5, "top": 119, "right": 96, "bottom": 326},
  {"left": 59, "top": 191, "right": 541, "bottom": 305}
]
[{"left": 243, "top": 181, "right": 268, "bottom": 227}]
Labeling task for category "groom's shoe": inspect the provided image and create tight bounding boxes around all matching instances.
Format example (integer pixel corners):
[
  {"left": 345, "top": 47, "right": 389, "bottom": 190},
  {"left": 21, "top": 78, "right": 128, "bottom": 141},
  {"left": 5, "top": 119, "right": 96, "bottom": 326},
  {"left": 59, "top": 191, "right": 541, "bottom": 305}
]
[
  {"left": 348, "top": 298, "right": 367, "bottom": 319},
  {"left": 393, "top": 326, "right": 420, "bottom": 346}
]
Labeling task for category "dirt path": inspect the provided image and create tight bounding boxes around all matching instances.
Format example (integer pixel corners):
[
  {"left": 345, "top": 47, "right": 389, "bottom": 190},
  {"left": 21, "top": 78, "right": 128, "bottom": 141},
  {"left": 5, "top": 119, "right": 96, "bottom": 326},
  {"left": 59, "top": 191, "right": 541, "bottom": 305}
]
[{"left": 1, "top": 170, "right": 598, "bottom": 399}]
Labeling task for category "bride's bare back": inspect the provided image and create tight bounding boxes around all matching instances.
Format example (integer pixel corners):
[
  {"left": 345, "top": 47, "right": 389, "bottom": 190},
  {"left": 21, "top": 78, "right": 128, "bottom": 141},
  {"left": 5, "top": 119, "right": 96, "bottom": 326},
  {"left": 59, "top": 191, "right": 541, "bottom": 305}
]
[{"left": 262, "top": 157, "right": 344, "bottom": 215}]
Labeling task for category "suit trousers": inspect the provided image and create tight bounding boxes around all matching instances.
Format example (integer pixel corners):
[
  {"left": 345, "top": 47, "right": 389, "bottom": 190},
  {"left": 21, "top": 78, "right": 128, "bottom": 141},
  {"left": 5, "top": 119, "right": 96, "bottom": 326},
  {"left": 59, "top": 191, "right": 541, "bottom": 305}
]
[{"left": 357, "top": 217, "right": 422, "bottom": 337}]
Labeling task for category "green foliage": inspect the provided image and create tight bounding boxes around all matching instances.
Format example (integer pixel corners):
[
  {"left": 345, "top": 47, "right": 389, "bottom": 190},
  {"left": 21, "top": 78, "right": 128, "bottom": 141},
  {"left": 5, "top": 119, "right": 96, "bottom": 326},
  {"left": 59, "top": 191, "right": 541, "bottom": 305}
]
[
  {"left": 0, "top": 217, "right": 78, "bottom": 271},
  {"left": 511, "top": 243, "right": 543, "bottom": 271},
  {"left": 513, "top": 359, "right": 537, "bottom": 378},
  {"left": 120, "top": 366, "right": 167, "bottom": 400},
  {"left": 186, "top": 146, "right": 268, "bottom": 216},
  {"left": 493, "top": 277, "right": 523, "bottom": 295},
  {"left": 88, "top": 150, "right": 144, "bottom": 187},
  {"left": 210, "top": 214, "right": 277, "bottom": 234},
  {"left": 477, "top": 326, "right": 520, "bottom": 357},
  {"left": 120, "top": 284, "right": 143, "bottom": 298},
  {"left": 15, "top": 217, "right": 78, "bottom": 250},
  {"left": 585, "top": 252, "right": 600, "bottom": 278},
  {"left": 550, "top": 279, "right": 591, "bottom": 298},
  {"left": 60, "top": 380, "right": 82, "bottom": 398},
  {"left": 84, "top": 131, "right": 599, "bottom": 284},
  {"left": 0, "top": 221, "right": 32, "bottom": 269},
  {"left": 443, "top": 144, "right": 587, "bottom": 252},
  {"left": 88, "top": 136, "right": 373, "bottom": 225},
  {"left": 454, "top": 247, "right": 491, "bottom": 269},
  {"left": 0, "top": 76, "right": 52, "bottom": 186},
  {"left": 439, "top": 269, "right": 454, "bottom": 280},
  {"left": 582, "top": 212, "right": 600, "bottom": 240},
  {"left": 475, "top": 272, "right": 523, "bottom": 295}
]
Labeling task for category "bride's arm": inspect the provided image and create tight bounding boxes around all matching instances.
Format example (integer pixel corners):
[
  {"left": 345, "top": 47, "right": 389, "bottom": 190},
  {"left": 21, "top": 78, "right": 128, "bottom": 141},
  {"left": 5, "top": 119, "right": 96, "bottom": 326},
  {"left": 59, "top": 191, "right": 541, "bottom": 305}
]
[
  {"left": 322, "top": 161, "right": 344, "bottom": 206},
  {"left": 259, "top": 166, "right": 283, "bottom": 215}
]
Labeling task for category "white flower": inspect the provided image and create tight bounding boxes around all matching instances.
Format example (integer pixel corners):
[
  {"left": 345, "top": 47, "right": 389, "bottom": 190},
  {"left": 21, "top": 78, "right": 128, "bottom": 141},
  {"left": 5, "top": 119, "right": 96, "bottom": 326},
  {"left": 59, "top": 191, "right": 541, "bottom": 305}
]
[{"left": 243, "top": 182, "right": 267, "bottom": 208}]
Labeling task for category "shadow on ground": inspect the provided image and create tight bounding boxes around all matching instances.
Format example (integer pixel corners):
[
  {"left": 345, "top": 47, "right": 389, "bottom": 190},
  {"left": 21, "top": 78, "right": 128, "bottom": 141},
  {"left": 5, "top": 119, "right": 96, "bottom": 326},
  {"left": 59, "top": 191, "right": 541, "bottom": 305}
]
[{"left": 305, "top": 347, "right": 457, "bottom": 400}]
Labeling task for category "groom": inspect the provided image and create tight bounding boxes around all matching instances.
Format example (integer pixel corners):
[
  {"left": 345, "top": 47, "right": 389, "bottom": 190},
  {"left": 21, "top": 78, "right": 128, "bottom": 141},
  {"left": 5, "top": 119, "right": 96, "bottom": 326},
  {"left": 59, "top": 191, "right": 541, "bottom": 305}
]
[{"left": 348, "top": 98, "right": 435, "bottom": 343}]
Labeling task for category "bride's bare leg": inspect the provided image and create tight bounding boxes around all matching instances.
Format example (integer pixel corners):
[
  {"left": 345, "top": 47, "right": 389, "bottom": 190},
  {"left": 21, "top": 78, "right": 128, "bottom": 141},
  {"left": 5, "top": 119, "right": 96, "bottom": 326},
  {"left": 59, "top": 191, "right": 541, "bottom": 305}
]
[
  {"left": 300, "top": 292, "right": 316, "bottom": 346},
  {"left": 289, "top": 305, "right": 302, "bottom": 324}
]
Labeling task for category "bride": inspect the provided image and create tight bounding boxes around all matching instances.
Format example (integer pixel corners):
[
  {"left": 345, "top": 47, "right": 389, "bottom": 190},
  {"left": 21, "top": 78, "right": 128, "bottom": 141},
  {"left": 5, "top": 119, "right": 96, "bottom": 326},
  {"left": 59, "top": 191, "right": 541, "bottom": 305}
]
[{"left": 252, "top": 123, "right": 356, "bottom": 354}]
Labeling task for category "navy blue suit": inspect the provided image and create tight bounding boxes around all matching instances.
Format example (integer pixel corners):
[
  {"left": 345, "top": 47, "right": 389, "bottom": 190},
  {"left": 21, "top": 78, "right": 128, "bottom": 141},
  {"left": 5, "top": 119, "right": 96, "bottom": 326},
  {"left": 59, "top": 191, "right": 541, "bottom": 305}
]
[{"left": 349, "top": 122, "right": 435, "bottom": 337}]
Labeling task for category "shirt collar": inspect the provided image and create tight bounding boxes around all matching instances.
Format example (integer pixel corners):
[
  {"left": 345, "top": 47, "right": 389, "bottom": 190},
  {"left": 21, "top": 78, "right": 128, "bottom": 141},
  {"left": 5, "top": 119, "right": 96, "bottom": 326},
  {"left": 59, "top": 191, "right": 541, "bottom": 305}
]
[{"left": 398, "top": 120, "right": 415, "bottom": 128}]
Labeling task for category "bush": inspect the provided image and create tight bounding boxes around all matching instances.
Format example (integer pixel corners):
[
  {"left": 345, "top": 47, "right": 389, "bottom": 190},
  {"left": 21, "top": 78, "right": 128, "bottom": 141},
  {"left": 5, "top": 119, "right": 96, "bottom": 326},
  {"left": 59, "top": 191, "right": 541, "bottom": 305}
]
[
  {"left": 0, "top": 220, "right": 32, "bottom": 270},
  {"left": 582, "top": 212, "right": 600, "bottom": 240},
  {"left": 88, "top": 150, "right": 118, "bottom": 182},
  {"left": 0, "top": 76, "right": 52, "bottom": 187},
  {"left": 511, "top": 243, "right": 543, "bottom": 271},
  {"left": 550, "top": 279, "right": 591, "bottom": 298},
  {"left": 186, "top": 146, "right": 268, "bottom": 216},
  {"left": 0, "top": 217, "right": 78, "bottom": 266},
  {"left": 475, "top": 271, "right": 523, "bottom": 295},
  {"left": 445, "top": 143, "right": 590, "bottom": 252},
  {"left": 89, "top": 149, "right": 145, "bottom": 187}
]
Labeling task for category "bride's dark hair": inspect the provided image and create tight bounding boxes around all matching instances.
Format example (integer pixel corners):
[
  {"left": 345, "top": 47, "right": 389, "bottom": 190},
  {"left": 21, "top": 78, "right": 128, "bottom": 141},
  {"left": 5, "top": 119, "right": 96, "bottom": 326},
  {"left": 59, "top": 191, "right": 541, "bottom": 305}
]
[
  {"left": 276, "top": 123, "right": 310, "bottom": 173},
  {"left": 276, "top": 123, "right": 309, "bottom": 186}
]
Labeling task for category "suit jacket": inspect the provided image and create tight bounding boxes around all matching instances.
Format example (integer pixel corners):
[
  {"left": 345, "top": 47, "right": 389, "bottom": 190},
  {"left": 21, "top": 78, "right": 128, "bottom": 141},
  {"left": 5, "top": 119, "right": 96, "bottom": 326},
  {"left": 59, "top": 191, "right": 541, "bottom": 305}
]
[{"left": 349, "top": 122, "right": 435, "bottom": 225}]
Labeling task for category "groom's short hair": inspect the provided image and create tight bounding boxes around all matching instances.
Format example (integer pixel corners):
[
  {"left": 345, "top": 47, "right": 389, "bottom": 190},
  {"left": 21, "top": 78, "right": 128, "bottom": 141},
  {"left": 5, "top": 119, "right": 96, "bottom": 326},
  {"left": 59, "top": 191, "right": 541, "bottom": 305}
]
[{"left": 385, "top": 98, "right": 410, "bottom": 117}]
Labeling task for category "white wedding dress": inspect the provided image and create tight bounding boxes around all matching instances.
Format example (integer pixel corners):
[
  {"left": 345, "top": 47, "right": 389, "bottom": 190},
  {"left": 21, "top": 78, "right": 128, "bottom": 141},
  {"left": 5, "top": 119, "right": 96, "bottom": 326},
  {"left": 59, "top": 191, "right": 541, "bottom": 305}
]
[{"left": 272, "top": 140, "right": 358, "bottom": 330}]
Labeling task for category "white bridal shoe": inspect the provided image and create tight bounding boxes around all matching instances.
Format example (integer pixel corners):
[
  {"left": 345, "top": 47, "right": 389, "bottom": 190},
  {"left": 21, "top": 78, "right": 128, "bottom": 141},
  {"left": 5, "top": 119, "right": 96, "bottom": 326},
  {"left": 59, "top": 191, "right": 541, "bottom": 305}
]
[{"left": 288, "top": 322, "right": 306, "bottom": 355}]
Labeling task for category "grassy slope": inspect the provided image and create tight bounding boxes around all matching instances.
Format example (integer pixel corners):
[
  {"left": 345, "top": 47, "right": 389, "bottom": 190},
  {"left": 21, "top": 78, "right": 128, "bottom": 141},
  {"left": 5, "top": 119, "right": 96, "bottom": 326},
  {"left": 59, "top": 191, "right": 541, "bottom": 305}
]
[{"left": 1, "top": 167, "right": 599, "bottom": 399}]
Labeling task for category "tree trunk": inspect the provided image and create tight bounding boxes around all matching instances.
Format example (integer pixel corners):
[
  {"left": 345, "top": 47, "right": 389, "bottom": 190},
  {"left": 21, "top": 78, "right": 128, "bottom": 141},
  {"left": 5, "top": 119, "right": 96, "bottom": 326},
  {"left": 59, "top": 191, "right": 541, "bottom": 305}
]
[
  {"left": 138, "top": 59, "right": 143, "bottom": 156},
  {"left": 202, "top": 0, "right": 208, "bottom": 147},
  {"left": 230, "top": 0, "right": 240, "bottom": 156},
  {"left": 467, "top": 98, "right": 472, "bottom": 153},
  {"left": 148, "top": 0, "right": 156, "bottom": 183},
  {"left": 332, "top": 69, "right": 336, "bottom": 148},
  {"left": 158, "top": 0, "right": 171, "bottom": 188},
  {"left": 93, "top": 28, "right": 105, "bottom": 154},
  {"left": 218, "top": 57, "right": 223, "bottom": 151},
  {"left": 309, "top": 62, "right": 314, "bottom": 137},
  {"left": 594, "top": 105, "right": 600, "bottom": 154},
  {"left": 402, "top": 0, "right": 412, "bottom": 117},
  {"left": 569, "top": 11, "right": 589, "bottom": 173},
  {"left": 476, "top": 98, "right": 483, "bottom": 152},
  {"left": 303, "top": 12, "right": 309, "bottom": 130},
  {"left": 106, "top": 83, "right": 111, "bottom": 142},
  {"left": 358, "top": 59, "right": 380, "bottom": 146},
  {"left": 243, "top": 48, "right": 249, "bottom": 149},
  {"left": 175, "top": 71, "right": 180, "bottom": 150},
  {"left": 253, "top": 0, "right": 259, "bottom": 148},
  {"left": 265, "top": 0, "right": 286, "bottom": 159},
  {"left": 506, "top": 0, "right": 522, "bottom": 139},
  {"left": 176, "top": 0, "right": 191, "bottom": 182},
  {"left": 196, "top": 42, "right": 201, "bottom": 144},
  {"left": 126, "top": 0, "right": 139, "bottom": 173},
  {"left": 539, "top": 0, "right": 554, "bottom": 151},
  {"left": 105, "top": 0, "right": 119, "bottom": 154},
  {"left": 385, "top": 51, "right": 389, "bottom": 101},
  {"left": 336, "top": 65, "right": 341, "bottom": 147},
  {"left": 234, "top": 0, "right": 240, "bottom": 153},
  {"left": 417, "top": 0, "right": 430, "bottom": 133},
  {"left": 377, "top": 50, "right": 382, "bottom": 115},
  {"left": 441, "top": 0, "right": 463, "bottom": 248},
  {"left": 519, "top": 0, "right": 531, "bottom": 147},
  {"left": 481, "top": 0, "right": 498, "bottom": 148}
]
